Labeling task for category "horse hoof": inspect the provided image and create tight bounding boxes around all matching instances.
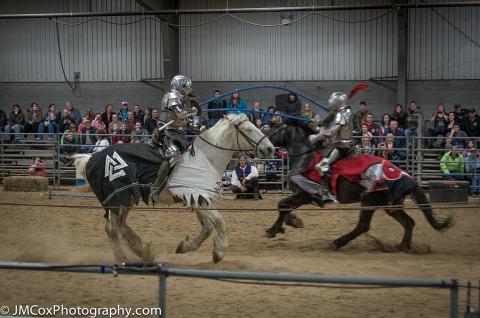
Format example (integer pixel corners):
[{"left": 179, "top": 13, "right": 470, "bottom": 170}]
[
  {"left": 265, "top": 231, "right": 275, "bottom": 238},
  {"left": 285, "top": 214, "right": 304, "bottom": 228},
  {"left": 142, "top": 242, "right": 155, "bottom": 262},
  {"left": 326, "top": 241, "right": 339, "bottom": 251},
  {"left": 175, "top": 241, "right": 186, "bottom": 254},
  {"left": 395, "top": 244, "right": 411, "bottom": 253},
  {"left": 212, "top": 250, "right": 224, "bottom": 264}
]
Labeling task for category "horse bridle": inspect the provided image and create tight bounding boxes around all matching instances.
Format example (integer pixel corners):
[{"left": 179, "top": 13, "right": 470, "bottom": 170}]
[{"left": 198, "top": 119, "right": 269, "bottom": 154}]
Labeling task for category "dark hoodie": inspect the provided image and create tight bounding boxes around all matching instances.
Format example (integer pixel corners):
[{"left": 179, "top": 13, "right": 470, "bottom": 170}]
[{"left": 281, "top": 93, "right": 301, "bottom": 115}]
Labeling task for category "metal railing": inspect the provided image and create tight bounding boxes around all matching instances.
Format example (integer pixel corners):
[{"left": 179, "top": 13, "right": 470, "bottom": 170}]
[
  {"left": 1, "top": 132, "right": 479, "bottom": 193},
  {"left": 0, "top": 261, "right": 465, "bottom": 318}
]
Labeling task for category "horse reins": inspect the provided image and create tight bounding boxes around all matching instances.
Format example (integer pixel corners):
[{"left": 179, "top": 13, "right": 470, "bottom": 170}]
[{"left": 197, "top": 119, "right": 268, "bottom": 154}]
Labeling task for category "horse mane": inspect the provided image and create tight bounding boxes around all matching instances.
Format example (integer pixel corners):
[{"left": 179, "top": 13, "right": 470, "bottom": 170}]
[{"left": 197, "top": 113, "right": 250, "bottom": 147}]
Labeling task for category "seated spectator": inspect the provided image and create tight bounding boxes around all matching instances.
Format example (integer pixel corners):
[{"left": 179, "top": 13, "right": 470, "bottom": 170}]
[
  {"left": 353, "top": 101, "right": 371, "bottom": 134},
  {"left": 251, "top": 101, "right": 264, "bottom": 123},
  {"left": 384, "top": 119, "right": 406, "bottom": 149},
  {"left": 453, "top": 104, "right": 468, "bottom": 128},
  {"left": 463, "top": 139, "right": 478, "bottom": 158},
  {"left": 27, "top": 157, "right": 46, "bottom": 176},
  {"left": 363, "top": 113, "right": 380, "bottom": 136},
  {"left": 359, "top": 132, "right": 376, "bottom": 155},
  {"left": 112, "top": 122, "right": 131, "bottom": 144},
  {"left": 60, "top": 123, "right": 79, "bottom": 144},
  {"left": 101, "top": 104, "right": 114, "bottom": 128},
  {"left": 391, "top": 103, "right": 407, "bottom": 130},
  {"left": 207, "top": 89, "right": 227, "bottom": 127},
  {"left": 269, "top": 111, "right": 285, "bottom": 129},
  {"left": 108, "top": 113, "right": 121, "bottom": 135},
  {"left": 38, "top": 103, "right": 61, "bottom": 141},
  {"left": 427, "top": 103, "right": 448, "bottom": 148},
  {"left": 92, "top": 113, "right": 106, "bottom": 131},
  {"left": 465, "top": 148, "right": 480, "bottom": 195},
  {"left": 118, "top": 101, "right": 130, "bottom": 122},
  {"left": 255, "top": 118, "right": 263, "bottom": 129},
  {"left": 144, "top": 109, "right": 160, "bottom": 134},
  {"left": 126, "top": 111, "right": 136, "bottom": 132},
  {"left": 0, "top": 109, "right": 7, "bottom": 135},
  {"left": 4, "top": 104, "right": 25, "bottom": 142},
  {"left": 79, "top": 119, "right": 97, "bottom": 153},
  {"left": 130, "top": 122, "right": 149, "bottom": 143},
  {"left": 377, "top": 114, "right": 390, "bottom": 137},
  {"left": 445, "top": 123, "right": 468, "bottom": 149},
  {"left": 231, "top": 155, "right": 260, "bottom": 200},
  {"left": 83, "top": 107, "right": 96, "bottom": 121},
  {"left": 440, "top": 145, "right": 464, "bottom": 181},
  {"left": 404, "top": 101, "right": 423, "bottom": 140},
  {"left": 92, "top": 130, "right": 110, "bottom": 153},
  {"left": 377, "top": 133, "right": 407, "bottom": 166},
  {"left": 143, "top": 107, "right": 152, "bottom": 126},
  {"left": 300, "top": 103, "right": 316, "bottom": 121},
  {"left": 263, "top": 105, "right": 276, "bottom": 126},
  {"left": 464, "top": 108, "right": 480, "bottom": 137},
  {"left": 226, "top": 90, "right": 247, "bottom": 114},
  {"left": 58, "top": 108, "right": 73, "bottom": 134},
  {"left": 445, "top": 111, "right": 456, "bottom": 136},
  {"left": 24, "top": 102, "right": 43, "bottom": 140},
  {"left": 281, "top": 92, "right": 301, "bottom": 116},
  {"left": 261, "top": 124, "right": 271, "bottom": 134},
  {"left": 65, "top": 101, "right": 81, "bottom": 125},
  {"left": 59, "top": 130, "right": 80, "bottom": 164},
  {"left": 133, "top": 104, "right": 145, "bottom": 124}
]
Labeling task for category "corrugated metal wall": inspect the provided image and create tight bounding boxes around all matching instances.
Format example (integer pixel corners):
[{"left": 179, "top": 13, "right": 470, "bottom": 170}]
[
  {"left": 180, "top": 0, "right": 480, "bottom": 81},
  {"left": 179, "top": 0, "right": 398, "bottom": 81},
  {"left": 0, "top": 0, "right": 164, "bottom": 82},
  {"left": 408, "top": 6, "right": 480, "bottom": 80}
]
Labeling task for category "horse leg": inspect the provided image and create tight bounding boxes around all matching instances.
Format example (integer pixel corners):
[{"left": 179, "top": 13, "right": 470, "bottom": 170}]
[
  {"left": 330, "top": 209, "right": 375, "bottom": 250},
  {"left": 117, "top": 207, "right": 152, "bottom": 261},
  {"left": 175, "top": 206, "right": 215, "bottom": 255},
  {"left": 209, "top": 208, "right": 229, "bottom": 264},
  {"left": 386, "top": 209, "right": 415, "bottom": 251},
  {"left": 266, "top": 191, "right": 310, "bottom": 238},
  {"left": 105, "top": 209, "right": 127, "bottom": 262}
]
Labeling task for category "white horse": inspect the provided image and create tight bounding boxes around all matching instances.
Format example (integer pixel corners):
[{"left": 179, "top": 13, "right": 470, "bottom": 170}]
[{"left": 74, "top": 114, "right": 274, "bottom": 263}]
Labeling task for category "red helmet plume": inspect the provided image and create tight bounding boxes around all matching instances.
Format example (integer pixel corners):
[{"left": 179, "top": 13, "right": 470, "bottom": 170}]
[{"left": 348, "top": 83, "right": 368, "bottom": 101}]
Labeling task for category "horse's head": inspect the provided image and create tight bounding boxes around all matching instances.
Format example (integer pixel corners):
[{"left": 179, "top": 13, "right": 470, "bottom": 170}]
[
  {"left": 220, "top": 113, "right": 275, "bottom": 158},
  {"left": 268, "top": 123, "right": 313, "bottom": 148}
]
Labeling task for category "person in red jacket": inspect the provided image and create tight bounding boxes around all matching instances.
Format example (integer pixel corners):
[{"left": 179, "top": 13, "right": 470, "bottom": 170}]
[{"left": 27, "top": 157, "right": 46, "bottom": 176}]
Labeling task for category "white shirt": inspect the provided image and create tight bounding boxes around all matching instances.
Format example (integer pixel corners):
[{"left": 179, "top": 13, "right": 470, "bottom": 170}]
[{"left": 231, "top": 164, "right": 259, "bottom": 188}]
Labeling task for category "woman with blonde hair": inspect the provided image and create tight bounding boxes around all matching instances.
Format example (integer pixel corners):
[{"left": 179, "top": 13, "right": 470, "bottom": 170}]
[{"left": 300, "top": 103, "right": 316, "bottom": 120}]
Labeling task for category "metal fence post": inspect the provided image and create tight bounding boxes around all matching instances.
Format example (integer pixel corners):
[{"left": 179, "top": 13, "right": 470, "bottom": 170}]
[
  {"left": 450, "top": 279, "right": 459, "bottom": 318},
  {"left": 159, "top": 271, "right": 167, "bottom": 318},
  {"left": 0, "top": 136, "right": 4, "bottom": 182}
]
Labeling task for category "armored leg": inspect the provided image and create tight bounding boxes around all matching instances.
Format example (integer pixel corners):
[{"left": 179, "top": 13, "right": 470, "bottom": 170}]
[
  {"left": 316, "top": 148, "right": 340, "bottom": 202},
  {"left": 150, "top": 161, "right": 171, "bottom": 204}
]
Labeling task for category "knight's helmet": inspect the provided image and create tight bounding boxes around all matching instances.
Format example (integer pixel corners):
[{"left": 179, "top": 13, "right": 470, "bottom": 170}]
[
  {"left": 327, "top": 92, "right": 348, "bottom": 111},
  {"left": 171, "top": 75, "right": 192, "bottom": 94}
]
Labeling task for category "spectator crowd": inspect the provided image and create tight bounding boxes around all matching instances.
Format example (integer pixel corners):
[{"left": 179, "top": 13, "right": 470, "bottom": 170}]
[{"left": 1, "top": 90, "right": 479, "bottom": 194}]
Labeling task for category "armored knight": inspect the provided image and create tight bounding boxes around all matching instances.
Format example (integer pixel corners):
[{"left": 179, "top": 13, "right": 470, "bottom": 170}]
[
  {"left": 308, "top": 92, "right": 354, "bottom": 198},
  {"left": 149, "top": 75, "right": 200, "bottom": 203}
]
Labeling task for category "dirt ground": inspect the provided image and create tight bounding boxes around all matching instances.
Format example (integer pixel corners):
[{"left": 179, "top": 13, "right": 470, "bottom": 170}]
[{"left": 0, "top": 189, "right": 479, "bottom": 318}]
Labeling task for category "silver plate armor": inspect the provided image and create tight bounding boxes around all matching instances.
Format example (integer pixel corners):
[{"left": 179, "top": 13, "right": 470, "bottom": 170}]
[{"left": 308, "top": 92, "right": 354, "bottom": 177}]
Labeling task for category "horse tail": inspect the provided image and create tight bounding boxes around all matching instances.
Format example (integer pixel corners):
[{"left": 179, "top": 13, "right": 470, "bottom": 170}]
[
  {"left": 410, "top": 185, "right": 453, "bottom": 232},
  {"left": 72, "top": 154, "right": 92, "bottom": 181}
]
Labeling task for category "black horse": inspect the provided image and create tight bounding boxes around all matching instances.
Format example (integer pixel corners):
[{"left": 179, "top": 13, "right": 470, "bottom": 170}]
[{"left": 266, "top": 123, "right": 453, "bottom": 251}]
